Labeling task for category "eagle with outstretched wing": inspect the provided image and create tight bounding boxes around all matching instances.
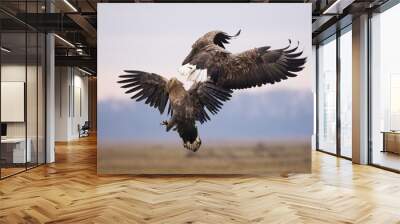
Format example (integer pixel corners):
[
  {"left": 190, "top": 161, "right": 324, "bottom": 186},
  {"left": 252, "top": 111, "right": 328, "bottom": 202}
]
[
  {"left": 178, "top": 30, "right": 307, "bottom": 90},
  {"left": 118, "top": 70, "right": 232, "bottom": 152}
]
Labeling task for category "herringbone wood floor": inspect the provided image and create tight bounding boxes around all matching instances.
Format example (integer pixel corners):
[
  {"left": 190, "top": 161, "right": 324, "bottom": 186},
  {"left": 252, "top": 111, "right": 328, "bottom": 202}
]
[{"left": 1, "top": 135, "right": 400, "bottom": 224}]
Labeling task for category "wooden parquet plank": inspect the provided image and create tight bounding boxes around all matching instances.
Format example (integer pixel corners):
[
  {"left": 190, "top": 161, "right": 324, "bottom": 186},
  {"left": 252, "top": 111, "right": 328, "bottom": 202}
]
[{"left": 0, "top": 135, "right": 400, "bottom": 223}]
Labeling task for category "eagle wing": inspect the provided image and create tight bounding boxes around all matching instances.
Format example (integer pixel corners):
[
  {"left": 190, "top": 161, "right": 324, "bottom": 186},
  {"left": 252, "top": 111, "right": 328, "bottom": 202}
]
[
  {"left": 216, "top": 42, "right": 306, "bottom": 89},
  {"left": 188, "top": 81, "right": 233, "bottom": 124},
  {"left": 117, "top": 70, "right": 170, "bottom": 114}
]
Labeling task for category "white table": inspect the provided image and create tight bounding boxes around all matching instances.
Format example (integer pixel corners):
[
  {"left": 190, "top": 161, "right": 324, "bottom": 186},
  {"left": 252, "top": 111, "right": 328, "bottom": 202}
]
[{"left": 1, "top": 138, "right": 31, "bottom": 163}]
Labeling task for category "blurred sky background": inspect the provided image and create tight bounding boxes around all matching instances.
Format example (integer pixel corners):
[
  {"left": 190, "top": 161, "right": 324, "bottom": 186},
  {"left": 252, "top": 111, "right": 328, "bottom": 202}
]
[{"left": 98, "top": 3, "right": 313, "bottom": 142}]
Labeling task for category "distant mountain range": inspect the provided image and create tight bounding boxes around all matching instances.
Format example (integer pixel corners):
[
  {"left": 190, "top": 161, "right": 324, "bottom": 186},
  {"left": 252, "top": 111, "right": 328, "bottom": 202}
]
[{"left": 98, "top": 89, "right": 313, "bottom": 142}]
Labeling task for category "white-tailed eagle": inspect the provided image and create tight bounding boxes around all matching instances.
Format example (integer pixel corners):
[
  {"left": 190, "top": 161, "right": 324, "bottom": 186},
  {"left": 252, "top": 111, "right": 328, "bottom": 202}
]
[
  {"left": 118, "top": 70, "right": 232, "bottom": 152},
  {"left": 178, "top": 30, "right": 307, "bottom": 90}
]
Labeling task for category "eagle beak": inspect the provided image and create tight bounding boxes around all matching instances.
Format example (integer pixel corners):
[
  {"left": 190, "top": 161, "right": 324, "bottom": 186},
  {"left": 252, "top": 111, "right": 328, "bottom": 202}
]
[{"left": 182, "top": 49, "right": 195, "bottom": 65}]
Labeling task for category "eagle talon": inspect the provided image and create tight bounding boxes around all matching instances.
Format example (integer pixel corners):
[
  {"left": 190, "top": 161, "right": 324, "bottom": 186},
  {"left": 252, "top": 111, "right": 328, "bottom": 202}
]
[{"left": 161, "top": 120, "right": 168, "bottom": 126}]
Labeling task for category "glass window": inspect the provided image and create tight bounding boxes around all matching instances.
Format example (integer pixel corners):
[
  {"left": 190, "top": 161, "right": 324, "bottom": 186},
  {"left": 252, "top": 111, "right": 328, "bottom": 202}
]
[
  {"left": 339, "top": 28, "right": 352, "bottom": 158},
  {"left": 1, "top": 31, "right": 28, "bottom": 177},
  {"left": 0, "top": 2, "right": 46, "bottom": 179},
  {"left": 318, "top": 36, "right": 337, "bottom": 154},
  {"left": 371, "top": 3, "right": 400, "bottom": 171}
]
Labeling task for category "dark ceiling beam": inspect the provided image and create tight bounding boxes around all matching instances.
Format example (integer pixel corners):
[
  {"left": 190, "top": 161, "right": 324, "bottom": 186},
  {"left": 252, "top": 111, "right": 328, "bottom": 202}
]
[
  {"left": 56, "top": 47, "right": 97, "bottom": 57},
  {"left": 312, "top": 15, "right": 335, "bottom": 33},
  {"left": 0, "top": 8, "right": 37, "bottom": 31},
  {"left": 53, "top": 0, "right": 78, "bottom": 13},
  {"left": 0, "top": 18, "right": 26, "bottom": 31},
  {"left": 55, "top": 55, "right": 96, "bottom": 69},
  {"left": 86, "top": 0, "right": 97, "bottom": 12},
  {"left": 67, "top": 13, "right": 97, "bottom": 46},
  {"left": 13, "top": 13, "right": 83, "bottom": 32}
]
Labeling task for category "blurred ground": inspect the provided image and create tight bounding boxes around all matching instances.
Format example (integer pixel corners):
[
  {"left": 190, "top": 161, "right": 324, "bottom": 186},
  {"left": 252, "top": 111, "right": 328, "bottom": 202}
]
[{"left": 98, "top": 140, "right": 311, "bottom": 174}]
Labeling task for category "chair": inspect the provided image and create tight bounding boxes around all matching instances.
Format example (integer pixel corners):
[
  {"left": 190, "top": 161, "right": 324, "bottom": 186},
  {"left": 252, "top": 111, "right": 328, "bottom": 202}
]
[{"left": 79, "top": 121, "right": 90, "bottom": 138}]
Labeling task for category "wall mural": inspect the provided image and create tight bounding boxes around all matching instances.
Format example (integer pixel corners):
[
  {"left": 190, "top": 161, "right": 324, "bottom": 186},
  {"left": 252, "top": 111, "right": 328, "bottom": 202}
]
[{"left": 98, "top": 3, "right": 313, "bottom": 174}]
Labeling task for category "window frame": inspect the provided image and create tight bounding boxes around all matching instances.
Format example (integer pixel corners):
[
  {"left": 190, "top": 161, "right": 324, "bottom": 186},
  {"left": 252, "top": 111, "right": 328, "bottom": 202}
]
[{"left": 315, "top": 24, "right": 353, "bottom": 161}]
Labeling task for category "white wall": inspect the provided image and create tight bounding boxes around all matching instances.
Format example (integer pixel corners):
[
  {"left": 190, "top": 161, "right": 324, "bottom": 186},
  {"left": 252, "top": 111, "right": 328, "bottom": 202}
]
[
  {"left": 1, "top": 65, "right": 38, "bottom": 138},
  {"left": 55, "top": 66, "right": 70, "bottom": 141},
  {"left": 1, "top": 82, "right": 25, "bottom": 122},
  {"left": 70, "top": 73, "right": 89, "bottom": 139},
  {"left": 55, "top": 67, "right": 89, "bottom": 141}
]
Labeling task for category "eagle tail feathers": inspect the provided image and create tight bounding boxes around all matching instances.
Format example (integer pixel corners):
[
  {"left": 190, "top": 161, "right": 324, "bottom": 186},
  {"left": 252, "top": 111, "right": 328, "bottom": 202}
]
[{"left": 177, "top": 123, "right": 201, "bottom": 152}]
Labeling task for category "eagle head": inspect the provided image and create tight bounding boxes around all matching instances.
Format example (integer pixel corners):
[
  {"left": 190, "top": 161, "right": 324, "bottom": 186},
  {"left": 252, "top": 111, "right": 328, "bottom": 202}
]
[
  {"left": 179, "top": 30, "right": 241, "bottom": 82},
  {"left": 181, "top": 30, "right": 241, "bottom": 66}
]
